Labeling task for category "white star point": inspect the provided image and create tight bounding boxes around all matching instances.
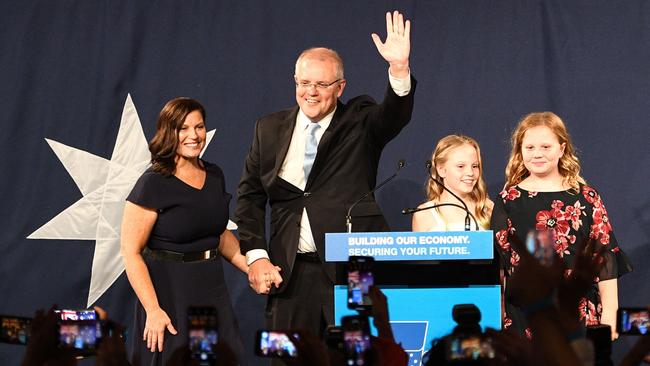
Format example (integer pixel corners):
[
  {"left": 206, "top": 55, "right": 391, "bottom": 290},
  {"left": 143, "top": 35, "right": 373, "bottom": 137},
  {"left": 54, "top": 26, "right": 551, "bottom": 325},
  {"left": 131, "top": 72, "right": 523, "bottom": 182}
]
[{"left": 28, "top": 95, "right": 219, "bottom": 307}]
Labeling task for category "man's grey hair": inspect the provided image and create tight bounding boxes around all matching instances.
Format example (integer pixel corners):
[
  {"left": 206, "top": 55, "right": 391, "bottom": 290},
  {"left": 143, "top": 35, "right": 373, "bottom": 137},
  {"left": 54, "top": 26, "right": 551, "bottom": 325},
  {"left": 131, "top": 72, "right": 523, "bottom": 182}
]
[{"left": 294, "top": 47, "right": 345, "bottom": 80}]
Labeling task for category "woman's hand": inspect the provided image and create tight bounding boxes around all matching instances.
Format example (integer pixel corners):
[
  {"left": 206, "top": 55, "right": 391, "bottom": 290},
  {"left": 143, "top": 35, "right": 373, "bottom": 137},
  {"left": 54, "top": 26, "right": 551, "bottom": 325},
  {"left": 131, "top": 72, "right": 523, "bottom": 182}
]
[{"left": 143, "top": 307, "right": 177, "bottom": 352}]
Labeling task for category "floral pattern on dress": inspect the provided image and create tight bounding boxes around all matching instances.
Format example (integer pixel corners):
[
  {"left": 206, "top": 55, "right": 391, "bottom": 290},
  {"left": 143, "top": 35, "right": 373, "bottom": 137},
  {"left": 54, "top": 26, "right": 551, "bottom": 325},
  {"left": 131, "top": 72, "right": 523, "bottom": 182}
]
[
  {"left": 565, "top": 201, "right": 585, "bottom": 230},
  {"left": 579, "top": 297, "right": 602, "bottom": 326},
  {"left": 582, "top": 185, "right": 613, "bottom": 245},
  {"left": 491, "top": 184, "right": 632, "bottom": 335},
  {"left": 495, "top": 219, "right": 514, "bottom": 252},
  {"left": 501, "top": 187, "right": 521, "bottom": 203},
  {"left": 533, "top": 200, "right": 583, "bottom": 257},
  {"left": 524, "top": 328, "right": 533, "bottom": 340}
]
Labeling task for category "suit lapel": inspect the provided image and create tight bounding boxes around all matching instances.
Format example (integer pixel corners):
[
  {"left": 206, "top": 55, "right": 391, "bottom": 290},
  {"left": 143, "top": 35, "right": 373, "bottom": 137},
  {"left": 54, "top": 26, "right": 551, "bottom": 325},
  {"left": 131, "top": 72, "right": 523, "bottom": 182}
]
[{"left": 273, "top": 107, "right": 299, "bottom": 177}]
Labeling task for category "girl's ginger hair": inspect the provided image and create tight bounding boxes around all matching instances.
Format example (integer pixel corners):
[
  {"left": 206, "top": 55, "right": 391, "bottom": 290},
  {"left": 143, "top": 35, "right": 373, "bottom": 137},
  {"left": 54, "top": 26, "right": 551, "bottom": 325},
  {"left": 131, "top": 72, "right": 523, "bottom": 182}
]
[{"left": 504, "top": 112, "right": 585, "bottom": 192}]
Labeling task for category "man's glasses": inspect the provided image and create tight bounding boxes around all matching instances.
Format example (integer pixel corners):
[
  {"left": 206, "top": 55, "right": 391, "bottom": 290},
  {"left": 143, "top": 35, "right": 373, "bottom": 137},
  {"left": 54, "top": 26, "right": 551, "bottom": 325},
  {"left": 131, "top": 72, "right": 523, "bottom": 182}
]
[{"left": 295, "top": 79, "right": 341, "bottom": 90}]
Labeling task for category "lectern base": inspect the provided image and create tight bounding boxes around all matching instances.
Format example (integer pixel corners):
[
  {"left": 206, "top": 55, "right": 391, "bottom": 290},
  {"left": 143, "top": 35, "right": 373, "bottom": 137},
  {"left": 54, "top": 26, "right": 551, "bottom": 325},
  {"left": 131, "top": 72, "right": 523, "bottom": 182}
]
[{"left": 334, "top": 285, "right": 501, "bottom": 365}]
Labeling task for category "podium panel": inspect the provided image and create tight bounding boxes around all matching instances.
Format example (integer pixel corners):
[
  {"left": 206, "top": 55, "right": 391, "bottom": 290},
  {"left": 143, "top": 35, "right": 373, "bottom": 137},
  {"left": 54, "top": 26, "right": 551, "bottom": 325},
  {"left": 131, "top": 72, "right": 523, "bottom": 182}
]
[
  {"left": 334, "top": 285, "right": 501, "bottom": 365},
  {"left": 326, "top": 231, "right": 494, "bottom": 262},
  {"left": 327, "top": 231, "right": 502, "bottom": 364}
]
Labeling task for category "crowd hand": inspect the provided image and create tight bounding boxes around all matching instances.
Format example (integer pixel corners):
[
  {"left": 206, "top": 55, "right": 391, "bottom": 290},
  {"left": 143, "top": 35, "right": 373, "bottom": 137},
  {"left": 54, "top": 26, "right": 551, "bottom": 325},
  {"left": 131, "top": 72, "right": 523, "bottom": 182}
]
[
  {"left": 22, "top": 306, "right": 75, "bottom": 366},
  {"left": 166, "top": 340, "right": 237, "bottom": 366},
  {"left": 211, "top": 341, "right": 238, "bottom": 366},
  {"left": 144, "top": 307, "right": 177, "bottom": 352},
  {"left": 371, "top": 10, "right": 411, "bottom": 75},
  {"left": 371, "top": 336, "right": 409, "bottom": 366},
  {"left": 88, "top": 306, "right": 129, "bottom": 366},
  {"left": 285, "top": 330, "right": 330, "bottom": 366},
  {"left": 248, "top": 258, "right": 283, "bottom": 294},
  {"left": 364, "top": 286, "right": 394, "bottom": 341},
  {"left": 94, "top": 305, "right": 108, "bottom": 321},
  {"left": 558, "top": 237, "right": 605, "bottom": 305},
  {"left": 506, "top": 233, "right": 563, "bottom": 307},
  {"left": 96, "top": 320, "right": 129, "bottom": 366},
  {"left": 556, "top": 237, "right": 605, "bottom": 329},
  {"left": 619, "top": 312, "right": 650, "bottom": 366},
  {"left": 486, "top": 328, "right": 540, "bottom": 366}
]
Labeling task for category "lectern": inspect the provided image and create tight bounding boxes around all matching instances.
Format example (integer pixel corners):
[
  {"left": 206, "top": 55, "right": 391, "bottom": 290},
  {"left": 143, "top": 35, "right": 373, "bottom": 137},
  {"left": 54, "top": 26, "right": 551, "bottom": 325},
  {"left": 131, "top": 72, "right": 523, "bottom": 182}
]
[{"left": 326, "top": 231, "right": 501, "bottom": 364}]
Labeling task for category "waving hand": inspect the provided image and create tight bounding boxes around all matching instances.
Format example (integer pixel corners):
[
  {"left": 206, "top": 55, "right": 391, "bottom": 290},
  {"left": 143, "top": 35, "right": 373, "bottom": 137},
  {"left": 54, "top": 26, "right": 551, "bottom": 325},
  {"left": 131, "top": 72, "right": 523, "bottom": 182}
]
[{"left": 371, "top": 10, "right": 411, "bottom": 78}]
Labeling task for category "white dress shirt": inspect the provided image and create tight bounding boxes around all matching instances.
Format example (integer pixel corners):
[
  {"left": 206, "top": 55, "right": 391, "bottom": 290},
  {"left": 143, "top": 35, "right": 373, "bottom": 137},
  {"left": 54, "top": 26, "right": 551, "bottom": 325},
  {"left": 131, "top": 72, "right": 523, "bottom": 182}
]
[{"left": 246, "top": 70, "right": 412, "bottom": 265}]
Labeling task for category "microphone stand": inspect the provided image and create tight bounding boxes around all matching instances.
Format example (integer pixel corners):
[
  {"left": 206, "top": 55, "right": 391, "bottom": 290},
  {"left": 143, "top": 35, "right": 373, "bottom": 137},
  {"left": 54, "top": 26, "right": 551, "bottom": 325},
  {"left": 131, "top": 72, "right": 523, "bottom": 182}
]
[
  {"left": 401, "top": 202, "right": 478, "bottom": 228},
  {"left": 346, "top": 159, "right": 406, "bottom": 233},
  {"left": 425, "top": 160, "right": 479, "bottom": 231},
  {"left": 406, "top": 164, "right": 508, "bottom": 277}
]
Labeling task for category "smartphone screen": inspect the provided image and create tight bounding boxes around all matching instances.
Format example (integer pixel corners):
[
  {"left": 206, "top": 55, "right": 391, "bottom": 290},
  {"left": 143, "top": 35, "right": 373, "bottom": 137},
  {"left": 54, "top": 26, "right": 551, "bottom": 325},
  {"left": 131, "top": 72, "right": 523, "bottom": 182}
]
[
  {"left": 445, "top": 334, "right": 495, "bottom": 361},
  {"left": 188, "top": 307, "right": 219, "bottom": 365},
  {"left": 617, "top": 307, "right": 649, "bottom": 335},
  {"left": 57, "top": 320, "right": 102, "bottom": 355},
  {"left": 255, "top": 330, "right": 298, "bottom": 358},
  {"left": 347, "top": 256, "right": 374, "bottom": 310},
  {"left": 55, "top": 309, "right": 97, "bottom": 321},
  {"left": 342, "top": 315, "right": 371, "bottom": 366},
  {"left": 0, "top": 315, "right": 31, "bottom": 345},
  {"left": 526, "top": 229, "right": 555, "bottom": 266}
]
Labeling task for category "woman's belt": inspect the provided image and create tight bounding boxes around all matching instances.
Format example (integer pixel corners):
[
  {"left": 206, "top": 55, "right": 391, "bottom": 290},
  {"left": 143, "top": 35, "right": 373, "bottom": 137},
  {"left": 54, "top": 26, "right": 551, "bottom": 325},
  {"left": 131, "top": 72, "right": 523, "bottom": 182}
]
[{"left": 143, "top": 247, "right": 218, "bottom": 262}]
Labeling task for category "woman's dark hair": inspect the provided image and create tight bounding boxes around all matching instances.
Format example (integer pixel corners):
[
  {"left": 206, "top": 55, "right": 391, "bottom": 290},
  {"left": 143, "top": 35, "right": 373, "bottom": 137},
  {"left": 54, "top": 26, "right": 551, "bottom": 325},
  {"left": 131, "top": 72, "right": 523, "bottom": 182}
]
[{"left": 149, "top": 97, "right": 206, "bottom": 176}]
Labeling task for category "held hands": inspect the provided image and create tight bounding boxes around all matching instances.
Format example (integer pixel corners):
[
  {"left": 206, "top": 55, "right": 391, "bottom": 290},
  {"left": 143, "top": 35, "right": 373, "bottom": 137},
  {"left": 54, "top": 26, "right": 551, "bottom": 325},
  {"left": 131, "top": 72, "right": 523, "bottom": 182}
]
[
  {"left": 248, "top": 258, "right": 283, "bottom": 294},
  {"left": 144, "top": 307, "right": 177, "bottom": 352},
  {"left": 371, "top": 10, "right": 411, "bottom": 78}
]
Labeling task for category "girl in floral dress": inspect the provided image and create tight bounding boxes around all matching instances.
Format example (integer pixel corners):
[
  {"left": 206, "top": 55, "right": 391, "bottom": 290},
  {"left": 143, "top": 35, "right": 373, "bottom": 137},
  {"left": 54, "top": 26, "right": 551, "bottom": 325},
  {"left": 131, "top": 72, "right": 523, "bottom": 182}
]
[{"left": 490, "top": 112, "right": 632, "bottom": 339}]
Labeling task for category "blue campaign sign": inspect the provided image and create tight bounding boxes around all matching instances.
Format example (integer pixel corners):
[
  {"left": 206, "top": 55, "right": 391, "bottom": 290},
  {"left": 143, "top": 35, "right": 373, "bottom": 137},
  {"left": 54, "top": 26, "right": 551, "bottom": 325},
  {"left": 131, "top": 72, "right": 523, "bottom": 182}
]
[
  {"left": 325, "top": 231, "right": 493, "bottom": 262},
  {"left": 334, "top": 285, "right": 502, "bottom": 365}
]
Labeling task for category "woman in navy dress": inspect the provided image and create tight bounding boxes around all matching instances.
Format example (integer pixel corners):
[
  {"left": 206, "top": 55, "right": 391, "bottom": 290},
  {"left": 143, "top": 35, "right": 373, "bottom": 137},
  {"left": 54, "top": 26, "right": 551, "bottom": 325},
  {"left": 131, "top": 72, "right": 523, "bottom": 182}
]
[
  {"left": 491, "top": 112, "right": 632, "bottom": 339},
  {"left": 121, "top": 97, "right": 248, "bottom": 365}
]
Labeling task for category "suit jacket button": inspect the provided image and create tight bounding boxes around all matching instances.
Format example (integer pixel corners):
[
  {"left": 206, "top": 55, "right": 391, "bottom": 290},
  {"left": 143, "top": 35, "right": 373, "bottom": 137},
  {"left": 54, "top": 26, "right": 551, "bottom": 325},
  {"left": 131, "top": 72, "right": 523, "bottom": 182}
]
[{"left": 303, "top": 192, "right": 311, "bottom": 197}]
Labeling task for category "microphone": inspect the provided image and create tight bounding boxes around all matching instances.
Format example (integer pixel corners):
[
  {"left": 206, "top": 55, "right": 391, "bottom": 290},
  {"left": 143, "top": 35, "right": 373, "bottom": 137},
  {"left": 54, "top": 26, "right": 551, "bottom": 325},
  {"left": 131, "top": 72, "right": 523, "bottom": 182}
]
[
  {"left": 401, "top": 202, "right": 478, "bottom": 229},
  {"left": 404, "top": 172, "right": 508, "bottom": 270},
  {"left": 346, "top": 159, "right": 406, "bottom": 233},
  {"left": 420, "top": 160, "right": 478, "bottom": 231}
]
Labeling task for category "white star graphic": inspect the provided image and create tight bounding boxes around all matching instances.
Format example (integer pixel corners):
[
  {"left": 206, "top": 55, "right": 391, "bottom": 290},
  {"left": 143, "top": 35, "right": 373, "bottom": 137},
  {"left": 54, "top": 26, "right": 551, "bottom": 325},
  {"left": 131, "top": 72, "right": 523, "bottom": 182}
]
[{"left": 27, "top": 94, "right": 231, "bottom": 306}]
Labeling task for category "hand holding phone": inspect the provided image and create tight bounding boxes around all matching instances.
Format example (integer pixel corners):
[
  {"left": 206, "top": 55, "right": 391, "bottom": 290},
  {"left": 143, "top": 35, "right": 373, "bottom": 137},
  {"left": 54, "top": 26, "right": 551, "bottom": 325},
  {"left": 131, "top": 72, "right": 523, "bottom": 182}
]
[
  {"left": 0, "top": 315, "right": 31, "bottom": 345},
  {"left": 324, "top": 325, "right": 344, "bottom": 351},
  {"left": 55, "top": 309, "right": 102, "bottom": 356},
  {"left": 347, "top": 256, "right": 375, "bottom": 311},
  {"left": 445, "top": 333, "right": 495, "bottom": 361},
  {"left": 255, "top": 330, "right": 299, "bottom": 358},
  {"left": 617, "top": 307, "right": 649, "bottom": 335},
  {"left": 188, "top": 306, "right": 219, "bottom": 365},
  {"left": 342, "top": 315, "right": 371, "bottom": 366}
]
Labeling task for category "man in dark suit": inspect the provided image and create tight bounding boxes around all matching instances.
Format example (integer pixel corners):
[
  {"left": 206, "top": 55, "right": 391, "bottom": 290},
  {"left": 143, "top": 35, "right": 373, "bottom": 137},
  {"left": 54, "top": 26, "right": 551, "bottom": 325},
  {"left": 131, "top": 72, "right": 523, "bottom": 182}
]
[{"left": 235, "top": 10, "right": 415, "bottom": 337}]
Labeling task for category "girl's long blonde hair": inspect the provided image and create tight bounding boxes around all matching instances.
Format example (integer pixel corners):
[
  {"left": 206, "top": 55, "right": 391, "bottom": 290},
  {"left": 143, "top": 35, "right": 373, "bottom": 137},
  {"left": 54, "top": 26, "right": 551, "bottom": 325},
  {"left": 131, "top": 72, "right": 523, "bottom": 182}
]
[
  {"left": 504, "top": 112, "right": 585, "bottom": 192},
  {"left": 426, "top": 135, "right": 491, "bottom": 228}
]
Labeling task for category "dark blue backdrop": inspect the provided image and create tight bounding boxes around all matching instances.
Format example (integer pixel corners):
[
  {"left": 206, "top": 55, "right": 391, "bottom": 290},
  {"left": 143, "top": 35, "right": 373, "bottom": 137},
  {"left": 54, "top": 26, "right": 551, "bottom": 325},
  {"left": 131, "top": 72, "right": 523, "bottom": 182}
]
[{"left": 1, "top": 1, "right": 649, "bottom": 364}]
